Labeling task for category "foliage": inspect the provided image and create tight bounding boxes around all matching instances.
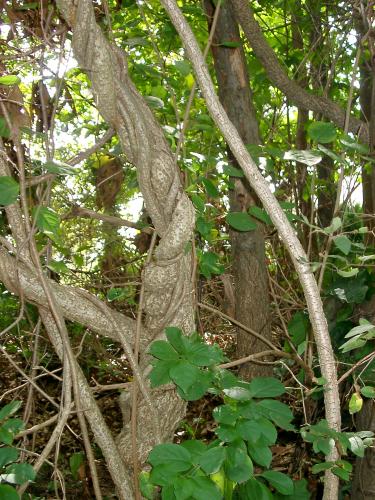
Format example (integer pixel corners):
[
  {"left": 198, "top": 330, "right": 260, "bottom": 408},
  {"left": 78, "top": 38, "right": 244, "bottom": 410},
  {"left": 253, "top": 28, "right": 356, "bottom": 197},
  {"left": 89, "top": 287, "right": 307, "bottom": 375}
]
[
  {"left": 143, "top": 328, "right": 374, "bottom": 499},
  {"left": 0, "top": 402, "right": 36, "bottom": 499}
]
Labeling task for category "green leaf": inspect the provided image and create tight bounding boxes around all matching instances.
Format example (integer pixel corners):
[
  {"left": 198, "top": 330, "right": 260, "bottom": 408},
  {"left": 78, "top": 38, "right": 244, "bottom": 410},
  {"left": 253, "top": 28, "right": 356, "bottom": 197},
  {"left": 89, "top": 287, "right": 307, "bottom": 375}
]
[
  {"left": 324, "top": 216, "right": 342, "bottom": 234},
  {"left": 348, "top": 436, "right": 365, "bottom": 457},
  {"left": 288, "top": 311, "right": 310, "bottom": 346},
  {"left": 219, "top": 41, "right": 242, "bottom": 48},
  {"left": 349, "top": 393, "right": 363, "bottom": 415},
  {"left": 257, "top": 400, "right": 294, "bottom": 429},
  {"left": 199, "top": 251, "right": 224, "bottom": 279},
  {"left": 196, "top": 216, "right": 213, "bottom": 239},
  {"left": 0, "top": 117, "right": 10, "bottom": 138},
  {"left": 44, "top": 161, "right": 78, "bottom": 176},
  {"left": 2, "top": 418, "right": 24, "bottom": 435},
  {"left": 177, "top": 370, "right": 213, "bottom": 401},
  {"left": 247, "top": 441, "right": 272, "bottom": 468},
  {"left": 361, "top": 386, "right": 375, "bottom": 398},
  {"left": 331, "top": 466, "right": 350, "bottom": 481},
  {"left": 139, "top": 472, "right": 156, "bottom": 500},
  {"left": 0, "top": 484, "right": 19, "bottom": 500},
  {"left": 248, "top": 377, "right": 285, "bottom": 398},
  {"left": 33, "top": 207, "right": 60, "bottom": 238},
  {"left": 149, "top": 360, "right": 173, "bottom": 387},
  {"left": 313, "top": 437, "right": 333, "bottom": 455},
  {"left": 47, "top": 260, "right": 70, "bottom": 274},
  {"left": 340, "top": 136, "right": 368, "bottom": 154},
  {"left": 245, "top": 417, "right": 277, "bottom": 445},
  {"left": 0, "top": 177, "right": 19, "bottom": 206},
  {"left": 149, "top": 464, "right": 179, "bottom": 487},
  {"left": 236, "top": 419, "right": 261, "bottom": 442},
  {"left": 213, "top": 405, "right": 238, "bottom": 425},
  {"left": 339, "top": 336, "right": 366, "bottom": 353},
  {"left": 170, "top": 361, "right": 201, "bottom": 393},
  {"left": 69, "top": 452, "right": 84, "bottom": 480},
  {"left": 311, "top": 461, "right": 334, "bottom": 473},
  {"left": 145, "top": 95, "right": 164, "bottom": 109},
  {"left": 0, "top": 427, "right": 14, "bottom": 445},
  {"left": 198, "top": 446, "right": 226, "bottom": 474},
  {"left": 165, "top": 327, "right": 188, "bottom": 354},
  {"left": 223, "top": 387, "right": 251, "bottom": 401},
  {"left": 149, "top": 341, "right": 179, "bottom": 361},
  {"left": 0, "top": 75, "right": 21, "bottom": 86},
  {"left": 0, "top": 447, "right": 18, "bottom": 468},
  {"left": 225, "top": 444, "right": 253, "bottom": 483},
  {"left": 223, "top": 165, "right": 244, "bottom": 177},
  {"left": 248, "top": 206, "right": 272, "bottom": 225},
  {"left": 274, "top": 479, "right": 310, "bottom": 500},
  {"left": 174, "top": 60, "right": 191, "bottom": 76},
  {"left": 148, "top": 443, "right": 192, "bottom": 472},
  {"left": 261, "top": 471, "right": 293, "bottom": 495},
  {"left": 173, "top": 477, "right": 195, "bottom": 500},
  {"left": 344, "top": 321, "right": 375, "bottom": 338},
  {"left": 215, "top": 424, "right": 240, "bottom": 442},
  {"left": 226, "top": 212, "right": 257, "bottom": 231},
  {"left": 333, "top": 235, "right": 351, "bottom": 255},
  {"left": 235, "top": 478, "right": 273, "bottom": 499},
  {"left": 202, "top": 178, "right": 219, "bottom": 198},
  {"left": 188, "top": 476, "right": 222, "bottom": 500},
  {"left": 0, "top": 401, "right": 22, "bottom": 421},
  {"left": 337, "top": 268, "right": 359, "bottom": 278},
  {"left": 284, "top": 150, "right": 322, "bottom": 166},
  {"left": 5, "top": 463, "right": 36, "bottom": 484},
  {"left": 186, "top": 343, "right": 224, "bottom": 366},
  {"left": 307, "top": 121, "right": 337, "bottom": 143}
]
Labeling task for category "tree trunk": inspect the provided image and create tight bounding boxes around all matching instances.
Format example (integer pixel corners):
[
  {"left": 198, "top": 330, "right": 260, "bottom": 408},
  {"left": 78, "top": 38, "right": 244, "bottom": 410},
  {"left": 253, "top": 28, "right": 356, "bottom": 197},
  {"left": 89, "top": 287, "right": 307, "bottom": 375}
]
[
  {"left": 204, "top": 0, "right": 271, "bottom": 378},
  {"left": 352, "top": 6, "right": 375, "bottom": 497}
]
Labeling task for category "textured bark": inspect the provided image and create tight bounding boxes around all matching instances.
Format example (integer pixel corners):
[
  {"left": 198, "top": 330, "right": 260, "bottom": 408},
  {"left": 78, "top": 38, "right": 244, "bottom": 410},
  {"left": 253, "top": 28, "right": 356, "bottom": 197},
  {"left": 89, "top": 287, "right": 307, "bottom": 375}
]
[
  {"left": 204, "top": 0, "right": 271, "bottom": 378},
  {"left": 0, "top": 248, "right": 140, "bottom": 346},
  {"left": 55, "top": 0, "right": 195, "bottom": 469},
  {"left": 352, "top": 400, "right": 375, "bottom": 499},
  {"left": 159, "top": 1, "right": 341, "bottom": 497},
  {"left": 352, "top": 9, "right": 375, "bottom": 497},
  {"left": 359, "top": 35, "right": 375, "bottom": 236},
  {"left": 230, "top": 0, "right": 368, "bottom": 143}
]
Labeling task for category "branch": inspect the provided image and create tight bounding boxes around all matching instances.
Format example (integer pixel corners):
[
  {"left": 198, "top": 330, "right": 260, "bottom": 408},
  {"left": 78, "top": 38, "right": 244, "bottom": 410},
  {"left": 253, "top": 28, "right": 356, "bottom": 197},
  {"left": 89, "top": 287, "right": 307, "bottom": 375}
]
[
  {"left": 230, "top": 0, "right": 368, "bottom": 142},
  {"left": 0, "top": 247, "right": 143, "bottom": 347},
  {"left": 64, "top": 204, "right": 153, "bottom": 233},
  {"left": 159, "top": 1, "right": 341, "bottom": 498}
]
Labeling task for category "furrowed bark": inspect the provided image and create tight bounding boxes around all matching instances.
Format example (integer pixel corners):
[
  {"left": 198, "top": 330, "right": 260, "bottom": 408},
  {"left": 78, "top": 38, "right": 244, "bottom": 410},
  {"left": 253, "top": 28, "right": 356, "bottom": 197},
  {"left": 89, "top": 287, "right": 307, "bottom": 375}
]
[
  {"left": 159, "top": 1, "right": 341, "bottom": 497},
  {"left": 203, "top": 0, "right": 271, "bottom": 378},
  {"left": 56, "top": 0, "right": 195, "bottom": 469}
]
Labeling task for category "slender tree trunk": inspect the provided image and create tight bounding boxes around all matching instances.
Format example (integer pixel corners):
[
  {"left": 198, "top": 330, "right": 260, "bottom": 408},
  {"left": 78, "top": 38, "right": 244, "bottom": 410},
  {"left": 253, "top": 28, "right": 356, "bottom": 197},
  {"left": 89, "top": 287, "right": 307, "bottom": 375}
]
[
  {"left": 352, "top": 6, "right": 375, "bottom": 497},
  {"left": 204, "top": 0, "right": 271, "bottom": 378}
]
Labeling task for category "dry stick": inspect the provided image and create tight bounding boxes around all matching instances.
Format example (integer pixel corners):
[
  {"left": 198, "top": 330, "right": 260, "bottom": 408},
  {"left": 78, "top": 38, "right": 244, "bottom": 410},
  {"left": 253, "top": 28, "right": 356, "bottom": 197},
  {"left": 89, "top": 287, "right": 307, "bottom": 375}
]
[
  {"left": 63, "top": 205, "right": 152, "bottom": 232},
  {"left": 160, "top": 2, "right": 341, "bottom": 498},
  {"left": 199, "top": 301, "right": 314, "bottom": 379},
  {"left": 75, "top": 287, "right": 161, "bottom": 442},
  {"left": 0, "top": 173, "right": 132, "bottom": 497},
  {"left": 338, "top": 351, "right": 375, "bottom": 385},
  {"left": 1, "top": 130, "right": 104, "bottom": 499},
  {"left": 131, "top": 231, "right": 158, "bottom": 500},
  {"left": 0, "top": 345, "right": 59, "bottom": 409},
  {"left": 198, "top": 301, "right": 278, "bottom": 351}
]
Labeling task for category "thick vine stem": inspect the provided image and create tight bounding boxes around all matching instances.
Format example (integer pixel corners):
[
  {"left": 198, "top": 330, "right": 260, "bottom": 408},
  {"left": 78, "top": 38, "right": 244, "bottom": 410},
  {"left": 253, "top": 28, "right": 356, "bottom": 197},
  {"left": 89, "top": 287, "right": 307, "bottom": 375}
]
[
  {"left": 159, "top": 0, "right": 341, "bottom": 498},
  {"left": 56, "top": 0, "right": 196, "bottom": 468}
]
